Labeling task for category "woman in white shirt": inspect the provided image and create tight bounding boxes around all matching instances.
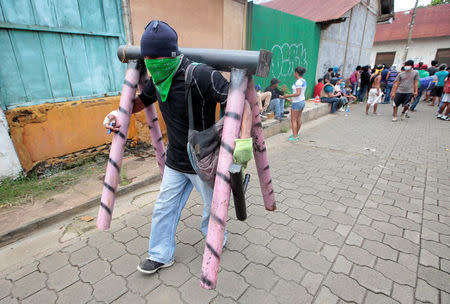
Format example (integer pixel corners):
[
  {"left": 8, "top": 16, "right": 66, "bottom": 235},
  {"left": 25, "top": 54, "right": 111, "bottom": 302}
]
[{"left": 281, "top": 66, "right": 307, "bottom": 142}]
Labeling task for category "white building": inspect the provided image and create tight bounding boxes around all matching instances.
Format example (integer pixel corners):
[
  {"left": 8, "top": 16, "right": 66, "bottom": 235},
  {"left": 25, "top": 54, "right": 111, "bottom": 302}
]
[{"left": 370, "top": 4, "right": 450, "bottom": 68}]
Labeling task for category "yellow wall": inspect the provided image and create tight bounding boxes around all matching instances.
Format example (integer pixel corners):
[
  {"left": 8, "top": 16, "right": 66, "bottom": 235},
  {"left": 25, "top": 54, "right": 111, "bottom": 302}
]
[{"left": 6, "top": 97, "right": 138, "bottom": 171}]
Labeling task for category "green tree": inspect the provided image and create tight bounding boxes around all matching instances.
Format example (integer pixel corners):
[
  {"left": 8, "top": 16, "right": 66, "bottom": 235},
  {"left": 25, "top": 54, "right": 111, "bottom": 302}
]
[{"left": 430, "top": 0, "right": 450, "bottom": 6}]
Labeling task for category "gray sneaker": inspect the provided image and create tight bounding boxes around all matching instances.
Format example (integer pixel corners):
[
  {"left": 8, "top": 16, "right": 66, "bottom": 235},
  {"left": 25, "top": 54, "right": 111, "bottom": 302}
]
[{"left": 137, "top": 258, "right": 174, "bottom": 274}]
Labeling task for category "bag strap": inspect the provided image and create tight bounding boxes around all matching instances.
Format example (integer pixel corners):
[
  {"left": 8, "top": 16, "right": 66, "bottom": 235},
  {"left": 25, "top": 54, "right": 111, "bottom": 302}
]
[{"left": 185, "top": 63, "right": 200, "bottom": 131}]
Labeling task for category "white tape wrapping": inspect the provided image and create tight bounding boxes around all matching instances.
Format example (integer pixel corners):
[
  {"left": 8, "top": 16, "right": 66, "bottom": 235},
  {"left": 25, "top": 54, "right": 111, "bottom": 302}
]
[{"left": 103, "top": 110, "right": 119, "bottom": 126}]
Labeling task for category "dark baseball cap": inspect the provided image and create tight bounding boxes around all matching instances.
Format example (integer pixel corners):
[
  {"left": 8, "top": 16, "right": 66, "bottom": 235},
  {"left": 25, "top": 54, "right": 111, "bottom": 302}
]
[{"left": 270, "top": 78, "right": 280, "bottom": 86}]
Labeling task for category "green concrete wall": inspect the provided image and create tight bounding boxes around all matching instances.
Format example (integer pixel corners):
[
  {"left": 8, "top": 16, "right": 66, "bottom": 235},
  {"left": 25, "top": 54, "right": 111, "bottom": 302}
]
[{"left": 248, "top": 4, "right": 321, "bottom": 98}]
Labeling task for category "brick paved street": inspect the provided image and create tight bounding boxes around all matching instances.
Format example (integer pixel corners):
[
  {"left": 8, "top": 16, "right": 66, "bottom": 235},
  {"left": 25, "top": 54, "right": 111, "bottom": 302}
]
[{"left": 1, "top": 103, "right": 449, "bottom": 303}]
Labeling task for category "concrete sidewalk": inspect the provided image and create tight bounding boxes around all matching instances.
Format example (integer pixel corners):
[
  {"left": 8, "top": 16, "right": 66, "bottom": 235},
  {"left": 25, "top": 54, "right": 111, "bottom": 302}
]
[
  {"left": 0, "top": 101, "right": 330, "bottom": 247},
  {"left": 0, "top": 103, "right": 448, "bottom": 304}
]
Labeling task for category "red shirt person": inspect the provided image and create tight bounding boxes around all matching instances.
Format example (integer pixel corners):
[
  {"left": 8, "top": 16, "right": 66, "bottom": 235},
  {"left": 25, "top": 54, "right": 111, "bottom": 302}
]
[{"left": 314, "top": 78, "right": 324, "bottom": 98}]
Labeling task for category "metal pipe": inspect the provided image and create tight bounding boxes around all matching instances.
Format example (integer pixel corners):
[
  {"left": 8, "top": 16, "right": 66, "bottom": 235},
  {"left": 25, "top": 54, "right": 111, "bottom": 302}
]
[
  {"left": 136, "top": 63, "right": 166, "bottom": 176},
  {"left": 97, "top": 61, "right": 140, "bottom": 230},
  {"left": 200, "top": 68, "right": 248, "bottom": 290},
  {"left": 243, "top": 173, "right": 250, "bottom": 193},
  {"left": 229, "top": 164, "right": 247, "bottom": 221},
  {"left": 245, "top": 76, "right": 276, "bottom": 211},
  {"left": 117, "top": 45, "right": 272, "bottom": 78}
]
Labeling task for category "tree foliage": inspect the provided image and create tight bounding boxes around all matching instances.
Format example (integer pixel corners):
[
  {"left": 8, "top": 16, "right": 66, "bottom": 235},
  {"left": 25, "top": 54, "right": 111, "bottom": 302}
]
[{"left": 430, "top": 0, "right": 450, "bottom": 6}]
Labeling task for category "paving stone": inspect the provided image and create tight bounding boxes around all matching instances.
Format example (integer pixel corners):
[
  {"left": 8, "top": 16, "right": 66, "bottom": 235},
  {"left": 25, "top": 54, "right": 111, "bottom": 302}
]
[
  {"left": 56, "top": 281, "right": 92, "bottom": 304},
  {"left": 295, "top": 251, "right": 331, "bottom": 275},
  {"left": 6, "top": 262, "right": 39, "bottom": 281},
  {"left": 267, "top": 238, "right": 299, "bottom": 258},
  {"left": 146, "top": 284, "right": 183, "bottom": 304},
  {"left": 301, "top": 271, "right": 323, "bottom": 295},
  {"left": 113, "top": 291, "right": 145, "bottom": 304},
  {"left": 291, "top": 233, "right": 323, "bottom": 252},
  {"left": 268, "top": 256, "right": 306, "bottom": 283},
  {"left": 323, "top": 272, "right": 365, "bottom": 303},
  {"left": 332, "top": 255, "right": 352, "bottom": 275},
  {"left": 351, "top": 265, "right": 392, "bottom": 295},
  {"left": 70, "top": 246, "right": 99, "bottom": 267},
  {"left": 125, "top": 214, "right": 148, "bottom": 228},
  {"left": 80, "top": 259, "right": 111, "bottom": 284},
  {"left": 220, "top": 250, "right": 249, "bottom": 273},
  {"left": 441, "top": 291, "right": 450, "bottom": 304},
  {"left": 321, "top": 244, "right": 339, "bottom": 262},
  {"left": 308, "top": 215, "right": 337, "bottom": 230},
  {"left": 177, "top": 228, "right": 203, "bottom": 245},
  {"left": 371, "top": 220, "right": 403, "bottom": 236},
  {"left": 179, "top": 277, "right": 217, "bottom": 304},
  {"left": 415, "top": 279, "right": 439, "bottom": 303},
  {"left": 93, "top": 274, "right": 127, "bottom": 303},
  {"left": 441, "top": 258, "right": 450, "bottom": 273},
  {"left": 340, "top": 245, "right": 376, "bottom": 267},
  {"left": 159, "top": 262, "right": 191, "bottom": 287},
  {"left": 422, "top": 239, "right": 450, "bottom": 258},
  {"left": 267, "top": 223, "right": 295, "bottom": 240},
  {"left": 38, "top": 252, "right": 69, "bottom": 273},
  {"left": 271, "top": 279, "right": 312, "bottom": 304},
  {"left": 365, "top": 291, "right": 400, "bottom": 304},
  {"left": 22, "top": 288, "right": 57, "bottom": 304},
  {"left": 345, "top": 232, "right": 363, "bottom": 246},
  {"left": 375, "top": 259, "right": 416, "bottom": 287},
  {"left": 352, "top": 224, "right": 383, "bottom": 241},
  {"left": 98, "top": 241, "right": 127, "bottom": 261},
  {"left": 215, "top": 270, "right": 248, "bottom": 300},
  {"left": 126, "top": 271, "right": 161, "bottom": 296},
  {"left": 173, "top": 243, "right": 198, "bottom": 264},
  {"left": 11, "top": 271, "right": 46, "bottom": 300},
  {"left": 242, "top": 243, "right": 275, "bottom": 265},
  {"left": 113, "top": 227, "right": 138, "bottom": 243},
  {"left": 363, "top": 239, "right": 398, "bottom": 260},
  {"left": 241, "top": 263, "right": 278, "bottom": 290},
  {"left": 314, "top": 229, "right": 345, "bottom": 246},
  {"left": 266, "top": 211, "right": 292, "bottom": 225},
  {"left": 0, "top": 278, "right": 12, "bottom": 299},
  {"left": 0, "top": 296, "right": 18, "bottom": 304},
  {"left": 111, "top": 254, "right": 139, "bottom": 277},
  {"left": 418, "top": 265, "right": 450, "bottom": 293},
  {"left": 288, "top": 219, "right": 317, "bottom": 234},
  {"left": 383, "top": 235, "right": 419, "bottom": 255},
  {"left": 392, "top": 283, "right": 414, "bottom": 304},
  {"left": 314, "top": 286, "right": 339, "bottom": 304},
  {"left": 398, "top": 252, "right": 419, "bottom": 272},
  {"left": 211, "top": 295, "right": 236, "bottom": 304},
  {"left": 243, "top": 228, "right": 271, "bottom": 246},
  {"left": 47, "top": 264, "right": 79, "bottom": 291},
  {"left": 286, "top": 208, "right": 311, "bottom": 221},
  {"left": 246, "top": 215, "right": 271, "bottom": 229}
]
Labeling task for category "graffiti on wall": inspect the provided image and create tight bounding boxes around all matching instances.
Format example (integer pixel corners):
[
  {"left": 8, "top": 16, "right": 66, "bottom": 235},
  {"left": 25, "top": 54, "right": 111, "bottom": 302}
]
[{"left": 270, "top": 43, "right": 308, "bottom": 79}]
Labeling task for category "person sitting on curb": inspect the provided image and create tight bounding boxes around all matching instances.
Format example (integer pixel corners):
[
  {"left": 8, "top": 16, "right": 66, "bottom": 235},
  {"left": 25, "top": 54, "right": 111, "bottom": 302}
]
[
  {"left": 255, "top": 84, "right": 270, "bottom": 121},
  {"left": 103, "top": 20, "right": 254, "bottom": 275},
  {"left": 264, "top": 78, "right": 286, "bottom": 121},
  {"left": 320, "top": 77, "right": 344, "bottom": 113}
]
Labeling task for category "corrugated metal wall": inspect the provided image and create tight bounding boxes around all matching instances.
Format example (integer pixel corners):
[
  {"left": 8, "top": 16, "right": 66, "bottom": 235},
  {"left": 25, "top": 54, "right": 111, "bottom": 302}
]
[
  {"left": 0, "top": 0, "right": 126, "bottom": 110},
  {"left": 247, "top": 4, "right": 321, "bottom": 98}
]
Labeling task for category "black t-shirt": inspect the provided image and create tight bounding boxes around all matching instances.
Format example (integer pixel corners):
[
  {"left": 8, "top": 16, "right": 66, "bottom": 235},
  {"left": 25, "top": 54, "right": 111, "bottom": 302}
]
[
  {"left": 138, "top": 56, "right": 229, "bottom": 174},
  {"left": 361, "top": 71, "right": 371, "bottom": 86},
  {"left": 264, "top": 86, "right": 284, "bottom": 100},
  {"left": 427, "top": 66, "right": 438, "bottom": 76}
]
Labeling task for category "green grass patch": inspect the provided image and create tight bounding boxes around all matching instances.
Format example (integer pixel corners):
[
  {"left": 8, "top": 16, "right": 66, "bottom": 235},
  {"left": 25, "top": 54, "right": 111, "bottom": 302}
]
[
  {"left": 0, "top": 172, "right": 77, "bottom": 208},
  {"left": 120, "top": 171, "right": 131, "bottom": 186},
  {"left": 280, "top": 128, "right": 289, "bottom": 133}
]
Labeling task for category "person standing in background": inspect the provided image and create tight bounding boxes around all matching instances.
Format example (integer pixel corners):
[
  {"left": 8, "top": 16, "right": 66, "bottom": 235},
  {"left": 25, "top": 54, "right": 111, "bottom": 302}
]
[
  {"left": 383, "top": 65, "right": 397, "bottom": 104},
  {"left": 390, "top": 60, "right": 419, "bottom": 121},
  {"left": 410, "top": 64, "right": 429, "bottom": 111},
  {"left": 349, "top": 66, "right": 361, "bottom": 96},
  {"left": 358, "top": 66, "right": 371, "bottom": 102},
  {"left": 430, "top": 64, "right": 449, "bottom": 107},
  {"left": 425, "top": 60, "right": 439, "bottom": 102}
]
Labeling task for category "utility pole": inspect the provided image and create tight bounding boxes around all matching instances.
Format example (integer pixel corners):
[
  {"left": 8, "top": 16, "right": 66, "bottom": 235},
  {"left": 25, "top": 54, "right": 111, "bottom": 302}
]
[{"left": 402, "top": 0, "right": 419, "bottom": 63}]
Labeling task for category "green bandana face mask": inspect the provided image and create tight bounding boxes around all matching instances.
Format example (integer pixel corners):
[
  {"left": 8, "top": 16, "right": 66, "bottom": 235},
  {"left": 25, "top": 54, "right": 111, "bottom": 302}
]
[{"left": 144, "top": 56, "right": 181, "bottom": 102}]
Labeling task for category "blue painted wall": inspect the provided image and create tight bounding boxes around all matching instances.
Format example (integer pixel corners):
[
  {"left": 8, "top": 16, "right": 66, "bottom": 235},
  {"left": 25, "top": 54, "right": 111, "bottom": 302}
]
[{"left": 0, "top": 0, "right": 126, "bottom": 110}]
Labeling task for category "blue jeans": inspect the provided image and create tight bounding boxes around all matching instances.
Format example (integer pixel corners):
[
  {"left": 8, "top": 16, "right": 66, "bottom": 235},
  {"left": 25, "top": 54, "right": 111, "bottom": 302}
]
[
  {"left": 148, "top": 166, "right": 224, "bottom": 264},
  {"left": 358, "top": 84, "right": 369, "bottom": 101},
  {"left": 267, "top": 98, "right": 284, "bottom": 117},
  {"left": 321, "top": 97, "right": 343, "bottom": 113},
  {"left": 384, "top": 84, "right": 393, "bottom": 103},
  {"left": 351, "top": 83, "right": 358, "bottom": 96},
  {"left": 410, "top": 89, "right": 424, "bottom": 111}
]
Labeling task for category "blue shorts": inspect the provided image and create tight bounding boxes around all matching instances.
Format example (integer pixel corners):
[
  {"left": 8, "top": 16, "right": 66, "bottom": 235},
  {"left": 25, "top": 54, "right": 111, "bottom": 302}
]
[{"left": 291, "top": 100, "right": 305, "bottom": 111}]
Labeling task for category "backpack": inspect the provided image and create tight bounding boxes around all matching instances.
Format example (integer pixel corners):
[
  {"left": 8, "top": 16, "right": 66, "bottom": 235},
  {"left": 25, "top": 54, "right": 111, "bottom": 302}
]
[{"left": 185, "top": 63, "right": 224, "bottom": 187}]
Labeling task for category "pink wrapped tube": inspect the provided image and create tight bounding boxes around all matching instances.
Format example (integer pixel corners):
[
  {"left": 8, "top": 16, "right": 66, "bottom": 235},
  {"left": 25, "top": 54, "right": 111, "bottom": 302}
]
[
  {"left": 138, "top": 73, "right": 166, "bottom": 176},
  {"left": 200, "top": 69, "right": 248, "bottom": 290},
  {"left": 245, "top": 77, "right": 276, "bottom": 211},
  {"left": 97, "top": 62, "right": 140, "bottom": 230}
]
